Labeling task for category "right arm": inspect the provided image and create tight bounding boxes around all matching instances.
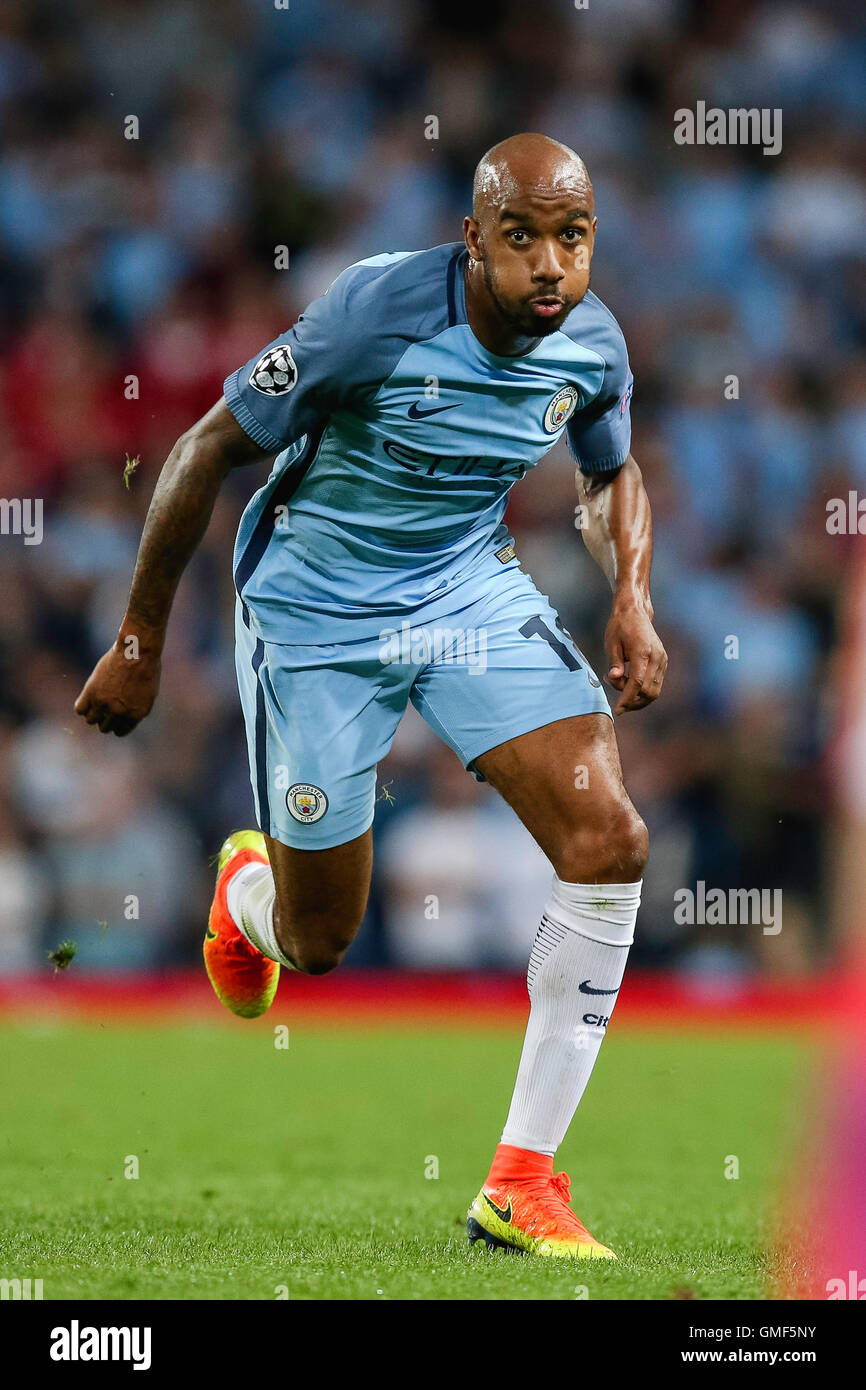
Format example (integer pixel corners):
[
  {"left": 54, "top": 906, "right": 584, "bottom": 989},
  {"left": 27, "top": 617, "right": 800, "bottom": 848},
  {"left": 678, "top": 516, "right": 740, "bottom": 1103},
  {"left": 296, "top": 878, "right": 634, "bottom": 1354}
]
[
  {"left": 75, "top": 399, "right": 272, "bottom": 736},
  {"left": 78, "top": 268, "right": 377, "bottom": 736}
]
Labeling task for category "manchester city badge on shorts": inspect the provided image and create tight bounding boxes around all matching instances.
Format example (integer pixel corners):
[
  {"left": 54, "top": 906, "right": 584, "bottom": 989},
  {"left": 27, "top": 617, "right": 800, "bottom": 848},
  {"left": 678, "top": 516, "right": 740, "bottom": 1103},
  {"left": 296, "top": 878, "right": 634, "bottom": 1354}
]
[
  {"left": 250, "top": 346, "right": 297, "bottom": 396},
  {"left": 286, "top": 783, "right": 329, "bottom": 824},
  {"left": 543, "top": 384, "right": 579, "bottom": 433}
]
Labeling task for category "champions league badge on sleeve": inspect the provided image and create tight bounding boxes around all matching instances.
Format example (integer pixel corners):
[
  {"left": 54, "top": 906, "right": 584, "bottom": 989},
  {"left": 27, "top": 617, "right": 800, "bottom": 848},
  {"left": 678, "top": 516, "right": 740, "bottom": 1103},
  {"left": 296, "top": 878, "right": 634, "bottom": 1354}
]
[
  {"left": 543, "top": 385, "right": 580, "bottom": 433},
  {"left": 250, "top": 346, "right": 298, "bottom": 396},
  {"left": 287, "top": 784, "right": 329, "bottom": 824}
]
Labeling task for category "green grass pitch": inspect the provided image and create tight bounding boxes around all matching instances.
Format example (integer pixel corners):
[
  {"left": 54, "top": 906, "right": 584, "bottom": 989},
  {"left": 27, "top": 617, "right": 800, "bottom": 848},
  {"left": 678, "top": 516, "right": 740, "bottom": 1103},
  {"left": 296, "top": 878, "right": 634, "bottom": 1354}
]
[{"left": 0, "top": 1018, "right": 807, "bottom": 1300}]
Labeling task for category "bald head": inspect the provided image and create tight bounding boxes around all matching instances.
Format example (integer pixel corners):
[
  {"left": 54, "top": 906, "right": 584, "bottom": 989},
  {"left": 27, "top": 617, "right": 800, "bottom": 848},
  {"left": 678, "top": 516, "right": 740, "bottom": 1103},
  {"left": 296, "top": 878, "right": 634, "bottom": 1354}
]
[
  {"left": 472, "top": 133, "right": 592, "bottom": 222},
  {"left": 463, "top": 132, "right": 598, "bottom": 351}
]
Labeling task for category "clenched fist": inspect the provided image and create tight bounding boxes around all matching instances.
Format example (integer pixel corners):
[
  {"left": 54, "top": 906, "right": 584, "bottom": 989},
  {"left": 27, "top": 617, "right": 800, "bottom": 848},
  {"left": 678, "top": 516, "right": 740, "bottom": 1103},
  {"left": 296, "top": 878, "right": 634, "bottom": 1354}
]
[
  {"left": 75, "top": 635, "right": 162, "bottom": 737},
  {"left": 604, "top": 597, "right": 667, "bottom": 715}
]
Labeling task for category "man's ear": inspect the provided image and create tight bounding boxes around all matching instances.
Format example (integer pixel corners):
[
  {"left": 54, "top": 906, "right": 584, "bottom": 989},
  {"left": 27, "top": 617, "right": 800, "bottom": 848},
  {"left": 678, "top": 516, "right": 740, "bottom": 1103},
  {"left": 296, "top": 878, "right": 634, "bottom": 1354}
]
[{"left": 464, "top": 215, "right": 482, "bottom": 260}]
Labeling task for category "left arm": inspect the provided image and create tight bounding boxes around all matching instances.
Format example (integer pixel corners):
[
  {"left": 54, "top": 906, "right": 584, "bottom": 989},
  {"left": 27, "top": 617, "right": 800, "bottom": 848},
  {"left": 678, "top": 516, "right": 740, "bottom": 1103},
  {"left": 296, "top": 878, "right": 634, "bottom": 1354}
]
[{"left": 577, "top": 453, "right": 667, "bottom": 714}]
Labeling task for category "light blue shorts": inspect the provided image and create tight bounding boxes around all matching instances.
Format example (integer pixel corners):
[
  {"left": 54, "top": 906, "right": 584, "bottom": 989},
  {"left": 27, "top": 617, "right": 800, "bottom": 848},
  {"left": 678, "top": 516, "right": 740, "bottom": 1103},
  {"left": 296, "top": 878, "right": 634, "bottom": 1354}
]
[{"left": 235, "top": 568, "right": 611, "bottom": 849}]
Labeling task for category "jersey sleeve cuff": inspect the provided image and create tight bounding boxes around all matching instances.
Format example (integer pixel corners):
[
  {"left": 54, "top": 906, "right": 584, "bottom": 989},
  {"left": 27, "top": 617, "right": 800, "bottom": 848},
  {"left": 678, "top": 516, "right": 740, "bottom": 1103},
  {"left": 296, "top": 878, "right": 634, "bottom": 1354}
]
[
  {"left": 223, "top": 372, "right": 288, "bottom": 455},
  {"left": 572, "top": 445, "right": 630, "bottom": 475}
]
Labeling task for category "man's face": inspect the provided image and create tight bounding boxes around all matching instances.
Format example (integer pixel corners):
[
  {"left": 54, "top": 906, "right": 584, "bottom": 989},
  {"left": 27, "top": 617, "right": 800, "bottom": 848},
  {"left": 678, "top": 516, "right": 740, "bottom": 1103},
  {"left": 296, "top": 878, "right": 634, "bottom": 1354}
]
[{"left": 465, "top": 188, "right": 597, "bottom": 338}]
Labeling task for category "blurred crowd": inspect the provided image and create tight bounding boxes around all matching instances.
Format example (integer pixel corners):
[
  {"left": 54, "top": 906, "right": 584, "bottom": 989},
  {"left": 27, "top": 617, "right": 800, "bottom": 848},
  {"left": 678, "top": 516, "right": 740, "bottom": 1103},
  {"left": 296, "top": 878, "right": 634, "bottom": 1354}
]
[{"left": 0, "top": 0, "right": 863, "bottom": 977}]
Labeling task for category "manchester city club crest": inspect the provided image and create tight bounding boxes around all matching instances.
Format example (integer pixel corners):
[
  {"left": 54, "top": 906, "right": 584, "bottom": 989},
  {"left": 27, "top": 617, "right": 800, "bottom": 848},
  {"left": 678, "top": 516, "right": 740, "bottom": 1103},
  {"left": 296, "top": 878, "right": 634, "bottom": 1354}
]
[
  {"left": 286, "top": 783, "right": 329, "bottom": 824},
  {"left": 249, "top": 345, "right": 297, "bottom": 396},
  {"left": 543, "top": 384, "right": 580, "bottom": 434}
]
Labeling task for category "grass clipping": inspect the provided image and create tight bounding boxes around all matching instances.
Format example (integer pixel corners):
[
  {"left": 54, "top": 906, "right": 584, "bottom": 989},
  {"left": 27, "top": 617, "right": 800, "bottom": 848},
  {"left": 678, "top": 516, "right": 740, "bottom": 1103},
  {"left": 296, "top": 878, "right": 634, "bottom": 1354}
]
[{"left": 47, "top": 940, "right": 76, "bottom": 972}]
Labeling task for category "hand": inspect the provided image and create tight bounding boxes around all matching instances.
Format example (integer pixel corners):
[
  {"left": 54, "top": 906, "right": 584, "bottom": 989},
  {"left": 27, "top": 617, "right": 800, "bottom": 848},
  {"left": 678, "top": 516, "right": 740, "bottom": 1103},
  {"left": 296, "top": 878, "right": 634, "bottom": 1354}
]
[
  {"left": 74, "top": 636, "right": 162, "bottom": 736},
  {"left": 604, "top": 597, "right": 667, "bottom": 715}
]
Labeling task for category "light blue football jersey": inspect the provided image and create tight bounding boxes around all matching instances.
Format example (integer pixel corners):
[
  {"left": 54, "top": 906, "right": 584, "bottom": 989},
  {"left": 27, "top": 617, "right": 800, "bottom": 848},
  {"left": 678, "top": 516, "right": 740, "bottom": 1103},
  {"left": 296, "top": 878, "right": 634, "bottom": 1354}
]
[{"left": 224, "top": 241, "right": 633, "bottom": 644}]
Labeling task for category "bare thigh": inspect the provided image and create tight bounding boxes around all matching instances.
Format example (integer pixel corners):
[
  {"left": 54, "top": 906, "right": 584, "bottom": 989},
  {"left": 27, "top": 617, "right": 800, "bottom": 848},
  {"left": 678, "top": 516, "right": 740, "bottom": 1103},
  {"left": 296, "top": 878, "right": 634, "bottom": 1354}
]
[
  {"left": 264, "top": 827, "right": 373, "bottom": 974},
  {"left": 474, "top": 714, "right": 647, "bottom": 883}
]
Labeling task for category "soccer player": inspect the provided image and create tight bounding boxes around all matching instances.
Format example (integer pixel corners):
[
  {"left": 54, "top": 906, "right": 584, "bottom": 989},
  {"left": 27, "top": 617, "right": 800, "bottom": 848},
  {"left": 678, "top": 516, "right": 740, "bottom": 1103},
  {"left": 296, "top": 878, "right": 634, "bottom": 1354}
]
[{"left": 75, "top": 133, "right": 667, "bottom": 1259}]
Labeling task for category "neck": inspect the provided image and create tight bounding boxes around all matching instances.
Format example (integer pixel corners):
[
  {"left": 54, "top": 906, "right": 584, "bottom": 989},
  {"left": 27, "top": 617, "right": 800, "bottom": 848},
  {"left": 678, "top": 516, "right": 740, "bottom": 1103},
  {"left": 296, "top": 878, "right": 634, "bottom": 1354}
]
[{"left": 463, "top": 257, "right": 541, "bottom": 358}]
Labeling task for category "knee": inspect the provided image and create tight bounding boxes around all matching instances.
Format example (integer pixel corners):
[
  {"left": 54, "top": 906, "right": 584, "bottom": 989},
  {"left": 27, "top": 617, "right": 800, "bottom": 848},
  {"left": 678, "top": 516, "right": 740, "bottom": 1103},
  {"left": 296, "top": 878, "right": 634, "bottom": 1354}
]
[
  {"left": 273, "top": 905, "right": 359, "bottom": 976},
  {"left": 289, "top": 944, "right": 346, "bottom": 976},
  {"left": 557, "top": 797, "right": 649, "bottom": 883},
  {"left": 615, "top": 807, "right": 649, "bottom": 880}
]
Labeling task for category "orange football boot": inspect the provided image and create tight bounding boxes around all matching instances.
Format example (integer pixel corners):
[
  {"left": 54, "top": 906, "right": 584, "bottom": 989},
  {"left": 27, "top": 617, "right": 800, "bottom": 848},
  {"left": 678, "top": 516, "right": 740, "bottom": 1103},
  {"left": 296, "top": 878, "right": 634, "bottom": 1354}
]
[
  {"left": 203, "top": 831, "right": 280, "bottom": 1019},
  {"left": 467, "top": 1145, "right": 616, "bottom": 1259}
]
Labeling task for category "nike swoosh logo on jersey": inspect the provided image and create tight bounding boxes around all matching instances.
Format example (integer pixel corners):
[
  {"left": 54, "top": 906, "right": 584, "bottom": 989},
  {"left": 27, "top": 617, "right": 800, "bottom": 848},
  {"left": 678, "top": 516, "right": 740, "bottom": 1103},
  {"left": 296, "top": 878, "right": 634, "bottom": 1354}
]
[
  {"left": 407, "top": 401, "right": 461, "bottom": 419},
  {"left": 483, "top": 1192, "right": 513, "bottom": 1223},
  {"left": 579, "top": 980, "right": 619, "bottom": 996}
]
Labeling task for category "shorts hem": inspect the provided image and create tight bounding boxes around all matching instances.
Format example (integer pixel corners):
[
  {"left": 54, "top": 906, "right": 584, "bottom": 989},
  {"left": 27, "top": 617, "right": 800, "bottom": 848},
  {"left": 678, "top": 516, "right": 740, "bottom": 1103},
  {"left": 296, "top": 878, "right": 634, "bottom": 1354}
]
[{"left": 259, "top": 814, "right": 376, "bottom": 852}]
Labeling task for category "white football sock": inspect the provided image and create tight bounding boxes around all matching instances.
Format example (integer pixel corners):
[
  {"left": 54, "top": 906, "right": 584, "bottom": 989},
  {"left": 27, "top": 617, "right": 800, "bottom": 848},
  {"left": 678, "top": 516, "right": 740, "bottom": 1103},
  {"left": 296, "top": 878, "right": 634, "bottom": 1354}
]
[
  {"left": 500, "top": 875, "right": 642, "bottom": 1156},
  {"left": 226, "top": 862, "right": 296, "bottom": 970}
]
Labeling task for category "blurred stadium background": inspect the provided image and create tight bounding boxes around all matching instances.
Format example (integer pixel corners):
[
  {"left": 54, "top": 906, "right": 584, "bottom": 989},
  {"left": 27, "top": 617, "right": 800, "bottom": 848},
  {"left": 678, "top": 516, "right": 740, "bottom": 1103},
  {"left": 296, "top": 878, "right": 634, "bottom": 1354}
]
[{"left": 0, "top": 0, "right": 864, "bottom": 987}]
